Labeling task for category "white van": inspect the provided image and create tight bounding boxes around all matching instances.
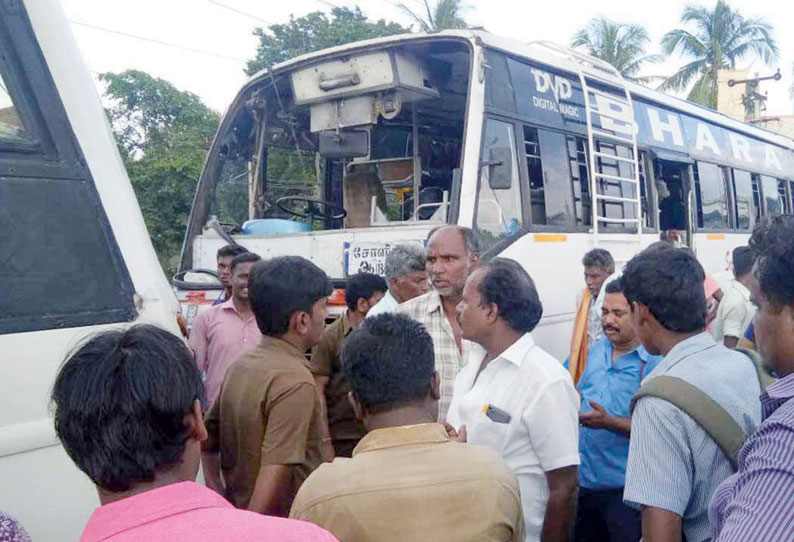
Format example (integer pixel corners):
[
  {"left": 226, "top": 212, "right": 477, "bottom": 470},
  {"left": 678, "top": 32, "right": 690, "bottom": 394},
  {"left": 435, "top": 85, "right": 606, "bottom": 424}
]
[{"left": 0, "top": 1, "right": 181, "bottom": 539}]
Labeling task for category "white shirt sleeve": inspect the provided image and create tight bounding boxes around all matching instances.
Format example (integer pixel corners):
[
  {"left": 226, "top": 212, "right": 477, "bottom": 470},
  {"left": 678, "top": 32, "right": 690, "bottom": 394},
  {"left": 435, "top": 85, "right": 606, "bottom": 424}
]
[{"left": 522, "top": 378, "right": 580, "bottom": 472}]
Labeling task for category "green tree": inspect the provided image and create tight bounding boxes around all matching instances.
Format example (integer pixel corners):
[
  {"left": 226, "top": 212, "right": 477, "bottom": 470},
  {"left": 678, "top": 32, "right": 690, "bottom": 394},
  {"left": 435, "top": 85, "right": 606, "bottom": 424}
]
[
  {"left": 245, "top": 7, "right": 406, "bottom": 75},
  {"left": 101, "top": 70, "right": 219, "bottom": 274},
  {"left": 570, "top": 17, "right": 662, "bottom": 82},
  {"left": 398, "top": 0, "right": 468, "bottom": 32},
  {"left": 660, "top": 0, "right": 778, "bottom": 108}
]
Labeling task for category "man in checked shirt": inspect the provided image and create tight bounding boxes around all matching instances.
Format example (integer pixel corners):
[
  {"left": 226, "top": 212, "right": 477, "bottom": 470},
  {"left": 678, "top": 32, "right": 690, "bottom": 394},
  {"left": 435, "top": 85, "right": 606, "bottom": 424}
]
[{"left": 396, "top": 225, "right": 480, "bottom": 421}]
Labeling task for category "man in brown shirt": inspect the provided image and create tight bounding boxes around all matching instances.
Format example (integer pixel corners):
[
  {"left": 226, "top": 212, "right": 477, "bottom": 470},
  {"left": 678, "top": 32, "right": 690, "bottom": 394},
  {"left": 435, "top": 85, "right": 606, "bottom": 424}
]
[
  {"left": 203, "top": 256, "right": 333, "bottom": 516},
  {"left": 291, "top": 313, "right": 525, "bottom": 541},
  {"left": 310, "top": 272, "right": 386, "bottom": 458}
]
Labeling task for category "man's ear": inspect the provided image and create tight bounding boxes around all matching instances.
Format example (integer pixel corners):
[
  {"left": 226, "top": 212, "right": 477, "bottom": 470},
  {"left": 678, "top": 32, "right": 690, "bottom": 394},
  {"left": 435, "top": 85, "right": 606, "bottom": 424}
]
[
  {"left": 291, "top": 310, "right": 309, "bottom": 336},
  {"left": 470, "top": 252, "right": 481, "bottom": 267},
  {"left": 348, "top": 391, "right": 365, "bottom": 421},
  {"left": 356, "top": 297, "right": 369, "bottom": 314},
  {"left": 485, "top": 301, "right": 500, "bottom": 325},
  {"left": 430, "top": 371, "right": 441, "bottom": 401},
  {"left": 185, "top": 399, "right": 208, "bottom": 443}
]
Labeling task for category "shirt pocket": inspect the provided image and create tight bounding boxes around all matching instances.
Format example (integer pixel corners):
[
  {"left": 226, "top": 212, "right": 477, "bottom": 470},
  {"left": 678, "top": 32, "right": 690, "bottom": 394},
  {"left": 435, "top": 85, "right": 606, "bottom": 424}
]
[{"left": 469, "top": 406, "right": 512, "bottom": 454}]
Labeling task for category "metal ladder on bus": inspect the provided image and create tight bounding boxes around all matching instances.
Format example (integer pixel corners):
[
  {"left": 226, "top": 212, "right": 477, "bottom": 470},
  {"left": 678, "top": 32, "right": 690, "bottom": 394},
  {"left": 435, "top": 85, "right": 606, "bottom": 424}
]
[{"left": 529, "top": 42, "right": 643, "bottom": 255}]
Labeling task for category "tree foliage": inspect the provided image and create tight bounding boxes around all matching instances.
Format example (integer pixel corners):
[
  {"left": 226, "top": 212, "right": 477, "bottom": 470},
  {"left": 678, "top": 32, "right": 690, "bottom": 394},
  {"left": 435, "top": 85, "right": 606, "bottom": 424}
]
[
  {"left": 245, "top": 7, "right": 407, "bottom": 75},
  {"left": 398, "top": 0, "right": 469, "bottom": 32},
  {"left": 660, "top": 0, "right": 778, "bottom": 108},
  {"left": 570, "top": 17, "right": 662, "bottom": 82},
  {"left": 101, "top": 70, "right": 219, "bottom": 274}
]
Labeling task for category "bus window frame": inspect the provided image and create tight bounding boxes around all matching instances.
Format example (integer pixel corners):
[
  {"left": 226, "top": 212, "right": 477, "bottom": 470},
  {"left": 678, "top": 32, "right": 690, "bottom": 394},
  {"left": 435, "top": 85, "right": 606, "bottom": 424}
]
[
  {"left": 473, "top": 113, "right": 531, "bottom": 237},
  {"left": 693, "top": 160, "right": 735, "bottom": 233},
  {"left": 729, "top": 167, "right": 756, "bottom": 233}
]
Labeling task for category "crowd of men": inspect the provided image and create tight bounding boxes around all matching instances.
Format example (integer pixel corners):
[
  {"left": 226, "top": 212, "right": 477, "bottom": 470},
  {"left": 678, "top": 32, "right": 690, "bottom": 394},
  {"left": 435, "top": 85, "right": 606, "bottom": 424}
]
[{"left": 35, "top": 216, "right": 794, "bottom": 542}]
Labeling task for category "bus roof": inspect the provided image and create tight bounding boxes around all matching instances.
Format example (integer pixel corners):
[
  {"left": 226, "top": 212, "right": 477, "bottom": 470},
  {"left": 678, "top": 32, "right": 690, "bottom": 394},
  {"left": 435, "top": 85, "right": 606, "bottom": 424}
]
[{"left": 243, "top": 29, "right": 794, "bottom": 152}]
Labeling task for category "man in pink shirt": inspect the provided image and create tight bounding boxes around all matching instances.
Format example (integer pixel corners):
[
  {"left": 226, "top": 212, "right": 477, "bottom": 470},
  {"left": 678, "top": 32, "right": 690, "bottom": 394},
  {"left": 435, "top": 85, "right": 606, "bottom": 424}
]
[
  {"left": 51, "top": 324, "right": 337, "bottom": 542},
  {"left": 190, "top": 252, "right": 262, "bottom": 407}
]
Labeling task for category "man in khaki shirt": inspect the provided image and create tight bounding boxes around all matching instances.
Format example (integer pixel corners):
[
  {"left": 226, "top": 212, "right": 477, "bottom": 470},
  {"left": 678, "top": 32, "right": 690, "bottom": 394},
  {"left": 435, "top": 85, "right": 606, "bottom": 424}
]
[
  {"left": 291, "top": 313, "right": 524, "bottom": 542},
  {"left": 203, "top": 256, "right": 333, "bottom": 516},
  {"left": 310, "top": 272, "right": 386, "bottom": 458}
]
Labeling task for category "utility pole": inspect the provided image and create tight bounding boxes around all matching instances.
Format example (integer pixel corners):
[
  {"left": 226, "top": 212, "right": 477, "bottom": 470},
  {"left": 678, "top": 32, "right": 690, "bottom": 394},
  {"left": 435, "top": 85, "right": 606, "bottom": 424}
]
[{"left": 728, "top": 69, "right": 782, "bottom": 122}]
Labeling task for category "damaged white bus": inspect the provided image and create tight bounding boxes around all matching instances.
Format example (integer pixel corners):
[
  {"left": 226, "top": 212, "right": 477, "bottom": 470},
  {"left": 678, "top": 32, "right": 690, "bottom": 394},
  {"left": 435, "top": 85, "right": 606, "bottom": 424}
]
[
  {"left": 178, "top": 31, "right": 794, "bottom": 360},
  {"left": 0, "top": 1, "right": 182, "bottom": 540}
]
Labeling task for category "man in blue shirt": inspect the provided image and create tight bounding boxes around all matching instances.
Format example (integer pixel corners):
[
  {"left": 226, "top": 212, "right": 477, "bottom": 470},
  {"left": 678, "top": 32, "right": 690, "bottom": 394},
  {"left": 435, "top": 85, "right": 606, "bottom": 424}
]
[{"left": 574, "top": 278, "right": 662, "bottom": 542}]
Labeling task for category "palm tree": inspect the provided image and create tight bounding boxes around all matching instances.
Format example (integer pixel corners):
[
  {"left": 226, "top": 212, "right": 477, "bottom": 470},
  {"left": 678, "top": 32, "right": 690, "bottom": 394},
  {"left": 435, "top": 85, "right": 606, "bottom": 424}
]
[
  {"left": 398, "top": 0, "right": 468, "bottom": 32},
  {"left": 570, "top": 17, "right": 662, "bottom": 82},
  {"left": 660, "top": 0, "right": 778, "bottom": 108}
]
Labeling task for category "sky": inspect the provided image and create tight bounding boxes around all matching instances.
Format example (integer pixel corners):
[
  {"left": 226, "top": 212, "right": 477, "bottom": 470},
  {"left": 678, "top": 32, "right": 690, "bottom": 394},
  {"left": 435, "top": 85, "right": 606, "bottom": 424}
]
[{"left": 58, "top": 0, "right": 794, "bottom": 117}]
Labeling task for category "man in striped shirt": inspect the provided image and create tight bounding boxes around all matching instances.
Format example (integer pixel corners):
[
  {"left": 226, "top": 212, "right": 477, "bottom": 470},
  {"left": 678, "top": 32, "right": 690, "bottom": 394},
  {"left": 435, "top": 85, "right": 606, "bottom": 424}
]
[
  {"left": 396, "top": 225, "right": 480, "bottom": 421},
  {"left": 709, "top": 215, "right": 794, "bottom": 541},
  {"left": 621, "top": 247, "right": 762, "bottom": 542}
]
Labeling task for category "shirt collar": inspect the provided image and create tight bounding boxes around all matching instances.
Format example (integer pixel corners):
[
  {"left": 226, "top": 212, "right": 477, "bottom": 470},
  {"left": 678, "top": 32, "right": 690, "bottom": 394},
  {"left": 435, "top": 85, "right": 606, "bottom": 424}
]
[
  {"left": 495, "top": 333, "right": 534, "bottom": 367},
  {"left": 761, "top": 372, "right": 794, "bottom": 420},
  {"left": 341, "top": 310, "right": 353, "bottom": 337},
  {"left": 425, "top": 290, "right": 443, "bottom": 315},
  {"left": 219, "top": 297, "right": 237, "bottom": 313},
  {"left": 353, "top": 423, "right": 449, "bottom": 456},
  {"left": 258, "top": 335, "right": 307, "bottom": 359},
  {"left": 599, "top": 339, "right": 650, "bottom": 362},
  {"left": 81, "top": 482, "right": 230, "bottom": 542},
  {"left": 652, "top": 331, "right": 716, "bottom": 374},
  {"left": 733, "top": 280, "right": 751, "bottom": 301}
]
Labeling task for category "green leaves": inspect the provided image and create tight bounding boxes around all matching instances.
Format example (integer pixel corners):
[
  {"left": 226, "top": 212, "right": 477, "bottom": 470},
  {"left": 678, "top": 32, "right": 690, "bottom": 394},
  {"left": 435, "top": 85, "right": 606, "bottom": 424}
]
[
  {"left": 101, "top": 70, "right": 220, "bottom": 274},
  {"left": 245, "top": 7, "right": 406, "bottom": 76},
  {"left": 660, "top": 0, "right": 778, "bottom": 108},
  {"left": 570, "top": 17, "right": 661, "bottom": 82}
]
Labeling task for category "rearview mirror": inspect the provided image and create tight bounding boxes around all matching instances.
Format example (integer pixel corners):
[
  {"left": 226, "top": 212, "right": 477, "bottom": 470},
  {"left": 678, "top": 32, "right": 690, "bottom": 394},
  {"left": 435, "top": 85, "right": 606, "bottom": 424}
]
[
  {"left": 483, "top": 146, "right": 512, "bottom": 189},
  {"left": 319, "top": 130, "right": 369, "bottom": 158}
]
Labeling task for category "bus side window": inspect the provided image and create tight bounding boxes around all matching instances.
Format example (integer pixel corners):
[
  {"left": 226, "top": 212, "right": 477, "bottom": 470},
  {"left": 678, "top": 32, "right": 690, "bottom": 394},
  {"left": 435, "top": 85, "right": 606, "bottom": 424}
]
[
  {"left": 694, "top": 162, "right": 730, "bottom": 230},
  {"left": 788, "top": 181, "right": 794, "bottom": 214},
  {"left": 731, "top": 168, "right": 755, "bottom": 231},
  {"left": 475, "top": 118, "right": 522, "bottom": 247},
  {"left": 761, "top": 174, "right": 788, "bottom": 216},
  {"left": 526, "top": 127, "right": 586, "bottom": 229}
]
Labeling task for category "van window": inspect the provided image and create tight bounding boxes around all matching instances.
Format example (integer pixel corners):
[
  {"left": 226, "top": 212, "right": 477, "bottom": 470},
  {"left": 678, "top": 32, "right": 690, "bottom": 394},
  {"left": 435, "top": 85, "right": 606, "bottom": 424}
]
[
  {"left": 694, "top": 162, "right": 730, "bottom": 230},
  {"left": 476, "top": 118, "right": 522, "bottom": 248},
  {"left": 0, "top": 65, "right": 31, "bottom": 143},
  {"left": 0, "top": 7, "right": 137, "bottom": 334},
  {"left": 731, "top": 169, "right": 755, "bottom": 230}
]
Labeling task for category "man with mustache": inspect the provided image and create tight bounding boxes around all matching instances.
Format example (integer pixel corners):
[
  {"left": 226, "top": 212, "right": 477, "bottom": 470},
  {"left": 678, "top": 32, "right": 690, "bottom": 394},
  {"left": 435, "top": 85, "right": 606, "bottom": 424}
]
[
  {"left": 572, "top": 278, "right": 662, "bottom": 542},
  {"left": 396, "top": 225, "right": 480, "bottom": 421}
]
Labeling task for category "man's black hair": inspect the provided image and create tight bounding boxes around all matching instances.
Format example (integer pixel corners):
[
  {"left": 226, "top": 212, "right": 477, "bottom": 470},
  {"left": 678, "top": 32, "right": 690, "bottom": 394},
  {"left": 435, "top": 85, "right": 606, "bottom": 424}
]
[
  {"left": 217, "top": 244, "right": 248, "bottom": 259},
  {"left": 755, "top": 216, "right": 794, "bottom": 307},
  {"left": 732, "top": 246, "right": 754, "bottom": 279},
  {"left": 478, "top": 258, "right": 543, "bottom": 333},
  {"left": 749, "top": 215, "right": 794, "bottom": 261},
  {"left": 248, "top": 256, "right": 332, "bottom": 336},
  {"left": 604, "top": 277, "right": 623, "bottom": 295},
  {"left": 51, "top": 325, "right": 204, "bottom": 493},
  {"left": 342, "top": 313, "right": 435, "bottom": 413},
  {"left": 622, "top": 248, "right": 707, "bottom": 333},
  {"left": 230, "top": 252, "right": 261, "bottom": 274},
  {"left": 346, "top": 272, "right": 388, "bottom": 311},
  {"left": 582, "top": 248, "right": 615, "bottom": 272}
]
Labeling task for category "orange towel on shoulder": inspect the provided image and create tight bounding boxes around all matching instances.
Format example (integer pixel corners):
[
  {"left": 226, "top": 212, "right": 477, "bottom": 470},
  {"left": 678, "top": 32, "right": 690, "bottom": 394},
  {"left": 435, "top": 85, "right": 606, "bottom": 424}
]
[{"left": 569, "top": 287, "right": 592, "bottom": 386}]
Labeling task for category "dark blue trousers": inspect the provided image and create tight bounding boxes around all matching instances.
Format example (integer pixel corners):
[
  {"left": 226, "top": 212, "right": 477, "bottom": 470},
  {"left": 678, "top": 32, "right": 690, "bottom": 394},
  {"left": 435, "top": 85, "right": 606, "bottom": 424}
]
[{"left": 573, "top": 487, "right": 641, "bottom": 542}]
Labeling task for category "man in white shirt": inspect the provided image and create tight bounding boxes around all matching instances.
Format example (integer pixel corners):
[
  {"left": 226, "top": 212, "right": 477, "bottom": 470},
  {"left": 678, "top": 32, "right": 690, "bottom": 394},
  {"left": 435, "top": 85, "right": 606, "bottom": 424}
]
[
  {"left": 367, "top": 244, "right": 428, "bottom": 318},
  {"left": 712, "top": 246, "right": 756, "bottom": 348},
  {"left": 447, "top": 258, "right": 580, "bottom": 542}
]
